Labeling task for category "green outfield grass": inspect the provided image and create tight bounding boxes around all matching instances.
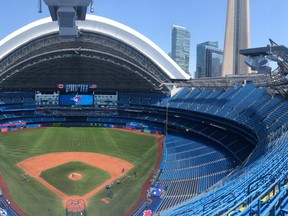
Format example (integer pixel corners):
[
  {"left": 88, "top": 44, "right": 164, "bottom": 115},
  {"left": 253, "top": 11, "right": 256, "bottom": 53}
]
[
  {"left": 0, "top": 127, "right": 160, "bottom": 216},
  {"left": 40, "top": 161, "right": 111, "bottom": 196}
]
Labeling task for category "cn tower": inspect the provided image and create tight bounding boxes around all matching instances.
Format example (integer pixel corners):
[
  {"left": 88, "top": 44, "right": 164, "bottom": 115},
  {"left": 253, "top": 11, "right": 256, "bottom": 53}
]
[{"left": 222, "top": 0, "right": 250, "bottom": 76}]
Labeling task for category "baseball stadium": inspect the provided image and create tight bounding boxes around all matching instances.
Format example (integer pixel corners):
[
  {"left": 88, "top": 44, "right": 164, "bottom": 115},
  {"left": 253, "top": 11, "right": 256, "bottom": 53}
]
[{"left": 1, "top": 1, "right": 288, "bottom": 216}]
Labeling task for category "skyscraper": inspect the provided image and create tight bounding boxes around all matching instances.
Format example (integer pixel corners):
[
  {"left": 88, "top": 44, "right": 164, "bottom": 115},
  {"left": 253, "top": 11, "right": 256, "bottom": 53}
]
[
  {"left": 222, "top": 0, "right": 250, "bottom": 76},
  {"left": 196, "top": 41, "right": 223, "bottom": 78},
  {"left": 171, "top": 25, "right": 191, "bottom": 75}
]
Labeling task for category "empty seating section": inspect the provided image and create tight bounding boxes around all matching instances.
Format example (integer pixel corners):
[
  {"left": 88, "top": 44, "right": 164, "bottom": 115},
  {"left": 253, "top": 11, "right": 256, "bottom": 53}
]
[
  {"left": 205, "top": 86, "right": 242, "bottom": 114},
  {"left": 160, "top": 132, "right": 288, "bottom": 216},
  {"left": 0, "top": 93, "right": 50, "bottom": 130},
  {"left": 234, "top": 93, "right": 271, "bottom": 124},
  {"left": 187, "top": 89, "right": 213, "bottom": 110},
  {"left": 176, "top": 88, "right": 202, "bottom": 109},
  {"left": 164, "top": 83, "right": 288, "bottom": 148},
  {"left": 249, "top": 96, "right": 283, "bottom": 128},
  {"left": 160, "top": 158, "right": 232, "bottom": 180},
  {"left": 0, "top": 93, "right": 36, "bottom": 124},
  {"left": 164, "top": 151, "right": 225, "bottom": 170},
  {"left": 22, "top": 97, "right": 35, "bottom": 105},
  {"left": 262, "top": 101, "right": 288, "bottom": 126},
  {"left": 195, "top": 88, "right": 223, "bottom": 112},
  {"left": 224, "top": 88, "right": 266, "bottom": 119},
  {"left": 169, "top": 88, "right": 196, "bottom": 109},
  {"left": 0, "top": 92, "right": 34, "bottom": 105},
  {"left": 117, "top": 92, "right": 166, "bottom": 106},
  {"left": 146, "top": 82, "right": 288, "bottom": 215},
  {"left": 215, "top": 84, "right": 255, "bottom": 117},
  {"left": 168, "top": 88, "right": 192, "bottom": 108},
  {"left": 154, "top": 133, "right": 235, "bottom": 212}
]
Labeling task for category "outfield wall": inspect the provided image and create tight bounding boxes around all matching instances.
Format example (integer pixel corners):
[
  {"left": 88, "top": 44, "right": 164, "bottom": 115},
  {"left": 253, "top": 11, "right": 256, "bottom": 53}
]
[{"left": 0, "top": 121, "right": 164, "bottom": 135}]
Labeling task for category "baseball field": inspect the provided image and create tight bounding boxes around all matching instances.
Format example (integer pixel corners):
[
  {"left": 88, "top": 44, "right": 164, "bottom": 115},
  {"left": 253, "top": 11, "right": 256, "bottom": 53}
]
[{"left": 0, "top": 127, "right": 161, "bottom": 216}]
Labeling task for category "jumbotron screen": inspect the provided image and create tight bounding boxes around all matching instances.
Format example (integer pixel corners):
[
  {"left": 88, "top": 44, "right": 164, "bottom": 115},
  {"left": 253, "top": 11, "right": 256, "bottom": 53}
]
[{"left": 59, "top": 94, "right": 93, "bottom": 105}]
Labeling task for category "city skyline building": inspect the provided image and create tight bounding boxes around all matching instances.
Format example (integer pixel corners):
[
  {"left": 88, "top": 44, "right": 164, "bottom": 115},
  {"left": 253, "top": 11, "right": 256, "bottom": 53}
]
[
  {"left": 171, "top": 25, "right": 191, "bottom": 75},
  {"left": 222, "top": 0, "right": 250, "bottom": 76},
  {"left": 196, "top": 41, "right": 223, "bottom": 78}
]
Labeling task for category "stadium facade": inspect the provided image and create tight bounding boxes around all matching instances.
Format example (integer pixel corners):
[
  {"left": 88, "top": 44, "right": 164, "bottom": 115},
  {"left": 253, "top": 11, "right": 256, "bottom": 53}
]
[{"left": 0, "top": 14, "right": 288, "bottom": 216}]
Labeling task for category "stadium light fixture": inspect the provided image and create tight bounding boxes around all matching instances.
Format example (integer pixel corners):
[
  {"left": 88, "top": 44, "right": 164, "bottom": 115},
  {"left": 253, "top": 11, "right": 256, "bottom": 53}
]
[
  {"left": 38, "top": 0, "right": 94, "bottom": 37},
  {"left": 244, "top": 55, "right": 271, "bottom": 74}
]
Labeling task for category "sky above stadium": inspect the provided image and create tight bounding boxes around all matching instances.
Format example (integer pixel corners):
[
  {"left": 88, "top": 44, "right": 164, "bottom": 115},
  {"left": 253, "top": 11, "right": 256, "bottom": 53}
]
[{"left": 1, "top": 0, "right": 288, "bottom": 77}]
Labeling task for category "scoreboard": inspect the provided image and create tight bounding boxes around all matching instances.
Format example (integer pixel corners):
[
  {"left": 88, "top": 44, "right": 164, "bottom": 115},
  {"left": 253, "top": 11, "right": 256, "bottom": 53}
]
[{"left": 59, "top": 94, "right": 93, "bottom": 106}]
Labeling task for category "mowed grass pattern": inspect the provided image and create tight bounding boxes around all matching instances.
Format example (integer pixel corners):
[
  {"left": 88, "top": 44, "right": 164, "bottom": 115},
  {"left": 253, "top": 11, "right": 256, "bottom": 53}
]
[
  {"left": 0, "top": 127, "right": 159, "bottom": 216},
  {"left": 40, "top": 161, "right": 111, "bottom": 196}
]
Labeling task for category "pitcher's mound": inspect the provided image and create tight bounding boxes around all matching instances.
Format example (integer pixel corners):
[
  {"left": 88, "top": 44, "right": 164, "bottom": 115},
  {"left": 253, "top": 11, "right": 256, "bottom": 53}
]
[{"left": 68, "top": 173, "right": 83, "bottom": 181}]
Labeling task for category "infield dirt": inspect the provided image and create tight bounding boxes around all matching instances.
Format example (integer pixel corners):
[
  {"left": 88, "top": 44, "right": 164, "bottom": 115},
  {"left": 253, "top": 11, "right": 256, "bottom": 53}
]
[{"left": 17, "top": 152, "right": 133, "bottom": 207}]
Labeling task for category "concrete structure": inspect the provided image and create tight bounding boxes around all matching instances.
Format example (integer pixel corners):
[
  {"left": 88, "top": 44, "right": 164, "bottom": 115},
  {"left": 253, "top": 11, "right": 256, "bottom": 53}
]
[
  {"left": 222, "top": 0, "right": 250, "bottom": 76},
  {"left": 171, "top": 25, "right": 191, "bottom": 75},
  {"left": 196, "top": 41, "right": 223, "bottom": 78}
]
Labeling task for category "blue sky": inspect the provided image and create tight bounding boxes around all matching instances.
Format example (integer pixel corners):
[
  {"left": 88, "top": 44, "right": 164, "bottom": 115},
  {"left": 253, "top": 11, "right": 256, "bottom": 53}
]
[{"left": 1, "top": 0, "right": 288, "bottom": 76}]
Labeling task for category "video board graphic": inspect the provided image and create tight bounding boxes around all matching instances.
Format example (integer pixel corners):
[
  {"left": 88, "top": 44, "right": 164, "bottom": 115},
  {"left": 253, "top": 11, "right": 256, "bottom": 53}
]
[{"left": 59, "top": 94, "right": 93, "bottom": 105}]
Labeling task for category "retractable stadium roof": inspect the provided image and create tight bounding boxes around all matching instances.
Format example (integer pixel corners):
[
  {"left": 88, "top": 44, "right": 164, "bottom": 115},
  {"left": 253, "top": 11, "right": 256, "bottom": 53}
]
[{"left": 0, "top": 15, "right": 190, "bottom": 92}]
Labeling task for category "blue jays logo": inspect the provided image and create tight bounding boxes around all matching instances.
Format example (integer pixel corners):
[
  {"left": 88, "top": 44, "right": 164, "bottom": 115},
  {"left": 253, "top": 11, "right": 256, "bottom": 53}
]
[{"left": 71, "top": 94, "right": 82, "bottom": 105}]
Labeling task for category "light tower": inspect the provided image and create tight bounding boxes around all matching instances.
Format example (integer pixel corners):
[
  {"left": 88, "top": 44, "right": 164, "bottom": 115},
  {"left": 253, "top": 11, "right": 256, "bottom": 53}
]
[{"left": 222, "top": 0, "right": 250, "bottom": 76}]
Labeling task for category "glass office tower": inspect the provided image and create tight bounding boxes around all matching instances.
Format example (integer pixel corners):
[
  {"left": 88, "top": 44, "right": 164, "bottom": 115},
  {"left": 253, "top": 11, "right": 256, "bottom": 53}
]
[
  {"left": 196, "top": 41, "right": 223, "bottom": 78},
  {"left": 171, "top": 25, "right": 191, "bottom": 75}
]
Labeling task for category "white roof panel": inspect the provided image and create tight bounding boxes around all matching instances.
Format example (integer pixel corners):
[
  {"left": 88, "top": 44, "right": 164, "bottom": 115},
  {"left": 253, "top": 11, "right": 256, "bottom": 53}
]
[{"left": 0, "top": 15, "right": 190, "bottom": 80}]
